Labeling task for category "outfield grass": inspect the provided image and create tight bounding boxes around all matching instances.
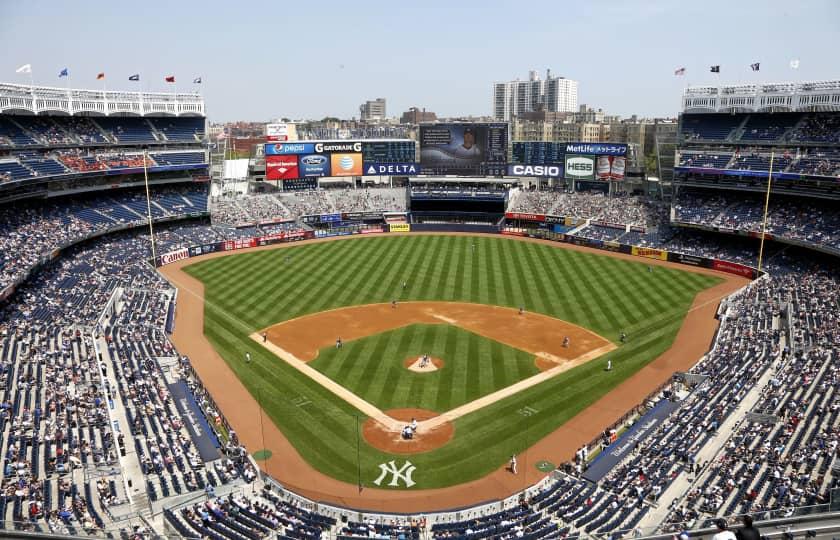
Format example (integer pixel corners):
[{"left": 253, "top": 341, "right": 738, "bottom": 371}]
[
  {"left": 309, "top": 324, "right": 539, "bottom": 412},
  {"left": 184, "top": 235, "right": 721, "bottom": 489}
]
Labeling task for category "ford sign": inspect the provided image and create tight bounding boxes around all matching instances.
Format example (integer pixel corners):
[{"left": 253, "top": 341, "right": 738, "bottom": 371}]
[
  {"left": 508, "top": 164, "right": 563, "bottom": 177},
  {"left": 301, "top": 155, "right": 327, "bottom": 165},
  {"left": 299, "top": 154, "right": 331, "bottom": 177}
]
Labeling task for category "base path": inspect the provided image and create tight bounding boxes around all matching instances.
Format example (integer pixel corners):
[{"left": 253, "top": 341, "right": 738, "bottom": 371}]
[{"left": 159, "top": 232, "right": 749, "bottom": 513}]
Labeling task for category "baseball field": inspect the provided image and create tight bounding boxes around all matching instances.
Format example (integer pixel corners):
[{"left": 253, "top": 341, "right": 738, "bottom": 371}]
[{"left": 160, "top": 234, "right": 746, "bottom": 509}]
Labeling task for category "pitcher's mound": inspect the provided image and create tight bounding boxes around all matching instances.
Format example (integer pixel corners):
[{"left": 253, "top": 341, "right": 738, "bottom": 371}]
[
  {"left": 404, "top": 356, "right": 444, "bottom": 373},
  {"left": 362, "top": 408, "right": 454, "bottom": 454}
]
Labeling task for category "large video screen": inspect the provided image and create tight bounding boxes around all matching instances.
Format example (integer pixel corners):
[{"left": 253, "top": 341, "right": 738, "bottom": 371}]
[{"left": 419, "top": 123, "right": 508, "bottom": 176}]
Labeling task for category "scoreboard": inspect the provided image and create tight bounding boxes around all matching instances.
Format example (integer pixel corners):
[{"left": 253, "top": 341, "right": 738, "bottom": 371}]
[
  {"left": 511, "top": 142, "right": 565, "bottom": 165},
  {"left": 362, "top": 141, "right": 416, "bottom": 163}
]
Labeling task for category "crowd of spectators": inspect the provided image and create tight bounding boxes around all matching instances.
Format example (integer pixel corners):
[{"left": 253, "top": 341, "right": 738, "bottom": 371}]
[
  {"left": 509, "top": 189, "right": 668, "bottom": 228},
  {"left": 211, "top": 187, "right": 407, "bottom": 226},
  {"left": 0, "top": 185, "right": 208, "bottom": 292},
  {"left": 673, "top": 190, "right": 840, "bottom": 251},
  {"left": 0, "top": 177, "right": 838, "bottom": 538}
]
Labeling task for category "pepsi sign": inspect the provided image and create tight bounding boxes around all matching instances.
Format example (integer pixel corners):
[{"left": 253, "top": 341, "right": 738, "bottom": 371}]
[
  {"left": 299, "top": 154, "right": 331, "bottom": 177},
  {"left": 265, "top": 142, "right": 315, "bottom": 155},
  {"left": 363, "top": 162, "right": 420, "bottom": 175}
]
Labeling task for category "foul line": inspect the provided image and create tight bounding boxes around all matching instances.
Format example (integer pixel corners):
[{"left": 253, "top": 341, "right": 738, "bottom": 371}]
[{"left": 251, "top": 332, "right": 616, "bottom": 432}]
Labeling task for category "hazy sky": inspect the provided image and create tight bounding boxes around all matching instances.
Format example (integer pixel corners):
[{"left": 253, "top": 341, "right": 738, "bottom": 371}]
[{"left": 1, "top": 0, "right": 837, "bottom": 122}]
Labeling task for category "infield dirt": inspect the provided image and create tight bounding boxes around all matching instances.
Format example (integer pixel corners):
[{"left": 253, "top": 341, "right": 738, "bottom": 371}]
[{"left": 159, "top": 232, "right": 749, "bottom": 512}]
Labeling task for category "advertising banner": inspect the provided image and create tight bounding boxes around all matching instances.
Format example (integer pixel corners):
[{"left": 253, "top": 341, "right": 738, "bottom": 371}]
[
  {"left": 507, "top": 164, "right": 564, "bottom": 177},
  {"left": 168, "top": 381, "right": 221, "bottom": 462},
  {"left": 265, "top": 142, "right": 314, "bottom": 155},
  {"left": 330, "top": 153, "right": 363, "bottom": 176},
  {"left": 315, "top": 141, "right": 363, "bottom": 153},
  {"left": 389, "top": 223, "right": 411, "bottom": 233},
  {"left": 224, "top": 238, "right": 257, "bottom": 251},
  {"left": 667, "top": 252, "right": 712, "bottom": 268},
  {"left": 265, "top": 123, "right": 289, "bottom": 142},
  {"left": 298, "top": 154, "right": 331, "bottom": 177},
  {"left": 594, "top": 156, "right": 626, "bottom": 180},
  {"left": 505, "top": 212, "right": 546, "bottom": 222},
  {"left": 363, "top": 162, "right": 420, "bottom": 175},
  {"left": 564, "top": 155, "right": 596, "bottom": 181},
  {"left": 712, "top": 259, "right": 757, "bottom": 278},
  {"left": 159, "top": 247, "right": 189, "bottom": 266},
  {"left": 265, "top": 155, "right": 299, "bottom": 180},
  {"left": 582, "top": 399, "right": 679, "bottom": 482},
  {"left": 631, "top": 246, "right": 668, "bottom": 260},
  {"left": 565, "top": 142, "right": 628, "bottom": 156}
]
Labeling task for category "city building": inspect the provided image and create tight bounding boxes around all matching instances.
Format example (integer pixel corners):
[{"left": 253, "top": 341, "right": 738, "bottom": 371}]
[
  {"left": 400, "top": 107, "right": 437, "bottom": 124},
  {"left": 493, "top": 69, "right": 578, "bottom": 121},
  {"left": 359, "top": 98, "right": 387, "bottom": 121}
]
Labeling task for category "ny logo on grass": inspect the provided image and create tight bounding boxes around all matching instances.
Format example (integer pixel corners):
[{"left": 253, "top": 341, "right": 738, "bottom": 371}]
[{"left": 373, "top": 460, "right": 416, "bottom": 487}]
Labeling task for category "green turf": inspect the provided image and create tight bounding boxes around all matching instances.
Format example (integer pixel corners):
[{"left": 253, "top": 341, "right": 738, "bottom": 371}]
[
  {"left": 183, "top": 235, "right": 722, "bottom": 489},
  {"left": 309, "top": 323, "right": 539, "bottom": 412}
]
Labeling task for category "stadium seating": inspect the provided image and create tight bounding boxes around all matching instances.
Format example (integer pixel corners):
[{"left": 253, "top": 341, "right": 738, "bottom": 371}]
[
  {"left": 681, "top": 114, "right": 742, "bottom": 141},
  {"left": 148, "top": 117, "right": 204, "bottom": 142},
  {"left": 93, "top": 118, "right": 157, "bottom": 144},
  {"left": 508, "top": 190, "right": 667, "bottom": 228}
]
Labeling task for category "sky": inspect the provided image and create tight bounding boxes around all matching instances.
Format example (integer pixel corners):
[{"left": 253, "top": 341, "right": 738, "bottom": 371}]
[{"left": 1, "top": 0, "right": 838, "bottom": 122}]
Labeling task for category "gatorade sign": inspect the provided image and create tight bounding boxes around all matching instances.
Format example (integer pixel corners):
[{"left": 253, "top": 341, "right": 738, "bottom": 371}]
[{"left": 565, "top": 155, "right": 595, "bottom": 180}]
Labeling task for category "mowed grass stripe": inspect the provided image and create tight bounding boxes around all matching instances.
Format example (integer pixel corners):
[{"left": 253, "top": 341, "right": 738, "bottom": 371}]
[{"left": 185, "top": 235, "right": 724, "bottom": 488}]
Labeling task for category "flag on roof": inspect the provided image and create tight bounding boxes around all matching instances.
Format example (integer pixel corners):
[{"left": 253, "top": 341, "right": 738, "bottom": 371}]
[
  {"left": 674, "top": 67, "right": 686, "bottom": 76},
  {"left": 128, "top": 74, "right": 140, "bottom": 81},
  {"left": 59, "top": 68, "right": 69, "bottom": 78},
  {"left": 790, "top": 59, "right": 800, "bottom": 69},
  {"left": 96, "top": 72, "right": 105, "bottom": 80},
  {"left": 193, "top": 77, "right": 202, "bottom": 84},
  {"left": 710, "top": 65, "right": 720, "bottom": 73},
  {"left": 165, "top": 76, "right": 175, "bottom": 83},
  {"left": 750, "top": 62, "right": 760, "bottom": 72},
  {"left": 16, "top": 64, "right": 32, "bottom": 74}
]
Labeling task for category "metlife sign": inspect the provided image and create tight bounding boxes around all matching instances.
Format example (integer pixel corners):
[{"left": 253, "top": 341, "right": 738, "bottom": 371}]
[
  {"left": 265, "top": 142, "right": 315, "bottom": 155},
  {"left": 507, "top": 164, "right": 563, "bottom": 178},
  {"left": 363, "top": 162, "right": 420, "bottom": 175},
  {"left": 565, "top": 142, "right": 627, "bottom": 156},
  {"left": 564, "top": 155, "right": 595, "bottom": 180}
]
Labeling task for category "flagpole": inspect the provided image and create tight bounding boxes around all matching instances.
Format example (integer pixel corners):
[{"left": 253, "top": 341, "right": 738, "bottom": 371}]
[
  {"left": 756, "top": 150, "right": 774, "bottom": 274},
  {"left": 143, "top": 151, "right": 158, "bottom": 264}
]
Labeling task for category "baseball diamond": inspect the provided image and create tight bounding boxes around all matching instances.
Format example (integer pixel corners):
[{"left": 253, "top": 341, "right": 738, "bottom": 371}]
[{"left": 160, "top": 233, "right": 744, "bottom": 509}]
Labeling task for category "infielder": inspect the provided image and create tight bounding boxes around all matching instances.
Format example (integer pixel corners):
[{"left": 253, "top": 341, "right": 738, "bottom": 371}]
[{"left": 510, "top": 455, "right": 517, "bottom": 474}]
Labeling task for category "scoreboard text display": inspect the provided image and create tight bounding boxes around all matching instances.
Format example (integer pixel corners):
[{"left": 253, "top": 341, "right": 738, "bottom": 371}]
[{"left": 419, "top": 123, "right": 508, "bottom": 176}]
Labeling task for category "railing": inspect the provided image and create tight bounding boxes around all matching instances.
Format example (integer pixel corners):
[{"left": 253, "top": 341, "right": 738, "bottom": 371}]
[{"left": 0, "top": 81, "right": 205, "bottom": 116}]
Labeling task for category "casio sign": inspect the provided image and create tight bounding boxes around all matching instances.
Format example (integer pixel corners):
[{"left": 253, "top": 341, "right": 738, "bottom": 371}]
[
  {"left": 510, "top": 165, "right": 562, "bottom": 177},
  {"left": 301, "top": 155, "right": 327, "bottom": 165},
  {"left": 565, "top": 156, "right": 594, "bottom": 177}
]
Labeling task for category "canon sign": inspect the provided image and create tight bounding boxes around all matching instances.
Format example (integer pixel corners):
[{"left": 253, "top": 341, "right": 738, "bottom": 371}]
[
  {"left": 508, "top": 164, "right": 563, "bottom": 177},
  {"left": 315, "top": 142, "right": 362, "bottom": 153},
  {"left": 159, "top": 247, "right": 189, "bottom": 266},
  {"left": 564, "top": 156, "right": 595, "bottom": 178}
]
